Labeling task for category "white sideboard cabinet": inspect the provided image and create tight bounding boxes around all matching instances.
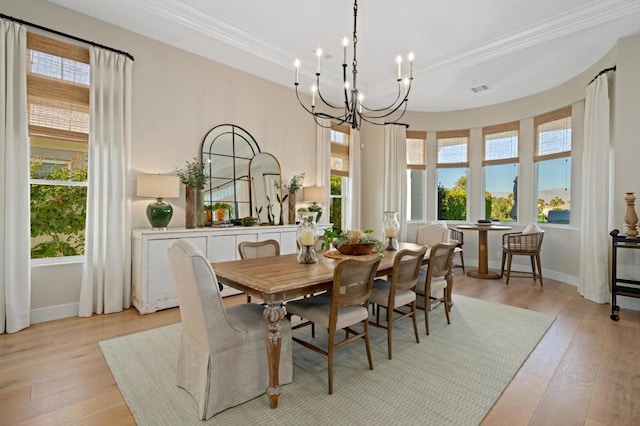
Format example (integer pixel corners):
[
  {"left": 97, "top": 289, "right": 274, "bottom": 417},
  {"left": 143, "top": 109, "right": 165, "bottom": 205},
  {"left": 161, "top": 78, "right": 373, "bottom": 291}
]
[{"left": 132, "top": 225, "right": 317, "bottom": 314}]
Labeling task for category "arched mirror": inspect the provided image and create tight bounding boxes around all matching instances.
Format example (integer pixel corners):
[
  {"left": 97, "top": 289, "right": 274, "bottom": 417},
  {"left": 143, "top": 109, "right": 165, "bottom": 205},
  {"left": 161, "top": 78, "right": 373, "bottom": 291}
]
[
  {"left": 249, "top": 153, "right": 282, "bottom": 224},
  {"left": 201, "top": 125, "right": 260, "bottom": 220}
]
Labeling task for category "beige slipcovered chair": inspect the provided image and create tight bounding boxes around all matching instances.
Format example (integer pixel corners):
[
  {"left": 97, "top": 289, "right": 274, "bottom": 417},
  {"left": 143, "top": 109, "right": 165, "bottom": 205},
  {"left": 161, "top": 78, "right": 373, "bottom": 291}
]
[
  {"left": 285, "top": 255, "right": 381, "bottom": 394},
  {"left": 370, "top": 246, "right": 427, "bottom": 359},
  {"left": 416, "top": 223, "right": 450, "bottom": 247},
  {"left": 416, "top": 241, "right": 457, "bottom": 335},
  {"left": 167, "top": 239, "right": 293, "bottom": 419},
  {"left": 238, "top": 239, "right": 280, "bottom": 302}
]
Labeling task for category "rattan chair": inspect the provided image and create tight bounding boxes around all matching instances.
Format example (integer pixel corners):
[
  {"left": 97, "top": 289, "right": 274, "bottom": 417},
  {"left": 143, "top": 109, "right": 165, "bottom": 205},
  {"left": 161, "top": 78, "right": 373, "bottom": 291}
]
[
  {"left": 448, "top": 228, "right": 466, "bottom": 273},
  {"left": 370, "top": 246, "right": 427, "bottom": 359},
  {"left": 238, "top": 239, "right": 280, "bottom": 302},
  {"left": 285, "top": 255, "right": 381, "bottom": 394},
  {"left": 500, "top": 231, "right": 544, "bottom": 286},
  {"left": 416, "top": 242, "right": 457, "bottom": 335}
]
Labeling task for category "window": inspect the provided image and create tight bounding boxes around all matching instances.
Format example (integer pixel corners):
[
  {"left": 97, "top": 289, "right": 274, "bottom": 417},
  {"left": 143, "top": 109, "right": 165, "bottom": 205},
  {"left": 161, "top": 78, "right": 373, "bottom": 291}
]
[
  {"left": 436, "top": 130, "right": 469, "bottom": 221},
  {"left": 27, "top": 33, "right": 90, "bottom": 259},
  {"left": 406, "top": 130, "right": 426, "bottom": 221},
  {"left": 330, "top": 124, "right": 349, "bottom": 232},
  {"left": 483, "top": 122, "right": 519, "bottom": 222},
  {"left": 534, "top": 107, "right": 572, "bottom": 224}
]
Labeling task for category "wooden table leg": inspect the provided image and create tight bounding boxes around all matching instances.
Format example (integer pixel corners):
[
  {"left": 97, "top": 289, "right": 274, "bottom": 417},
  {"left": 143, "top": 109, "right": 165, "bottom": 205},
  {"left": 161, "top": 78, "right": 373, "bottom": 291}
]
[
  {"left": 467, "top": 230, "right": 502, "bottom": 279},
  {"left": 263, "top": 302, "right": 285, "bottom": 408}
]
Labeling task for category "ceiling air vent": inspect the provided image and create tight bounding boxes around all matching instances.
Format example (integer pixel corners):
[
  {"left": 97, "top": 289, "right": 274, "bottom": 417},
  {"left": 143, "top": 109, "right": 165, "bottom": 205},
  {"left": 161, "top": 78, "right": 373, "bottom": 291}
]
[{"left": 471, "top": 84, "right": 490, "bottom": 93}]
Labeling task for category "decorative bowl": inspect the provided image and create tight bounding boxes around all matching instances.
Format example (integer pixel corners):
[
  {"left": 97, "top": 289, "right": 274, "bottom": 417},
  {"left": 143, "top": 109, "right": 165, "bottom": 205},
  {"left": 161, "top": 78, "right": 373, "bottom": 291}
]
[
  {"left": 242, "top": 217, "right": 258, "bottom": 226},
  {"left": 333, "top": 242, "right": 376, "bottom": 256}
]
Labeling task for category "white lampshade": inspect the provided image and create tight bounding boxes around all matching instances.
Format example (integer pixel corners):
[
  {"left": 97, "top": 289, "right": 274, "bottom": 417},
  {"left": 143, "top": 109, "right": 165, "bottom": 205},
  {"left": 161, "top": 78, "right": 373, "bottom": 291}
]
[
  {"left": 137, "top": 174, "right": 180, "bottom": 198},
  {"left": 303, "top": 186, "right": 327, "bottom": 203}
]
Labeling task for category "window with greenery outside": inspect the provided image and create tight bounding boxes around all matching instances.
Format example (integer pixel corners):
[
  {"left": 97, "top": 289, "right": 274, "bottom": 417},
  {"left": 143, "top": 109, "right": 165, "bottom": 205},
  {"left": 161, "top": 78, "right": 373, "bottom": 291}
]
[{"left": 30, "top": 156, "right": 88, "bottom": 258}]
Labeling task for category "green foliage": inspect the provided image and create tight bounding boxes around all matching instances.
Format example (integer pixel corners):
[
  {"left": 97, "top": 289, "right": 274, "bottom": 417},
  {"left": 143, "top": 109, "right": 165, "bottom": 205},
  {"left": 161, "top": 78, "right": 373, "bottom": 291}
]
[
  {"left": 437, "top": 182, "right": 467, "bottom": 221},
  {"left": 329, "top": 176, "right": 342, "bottom": 233},
  {"left": 490, "top": 195, "right": 514, "bottom": 222},
  {"left": 30, "top": 156, "right": 87, "bottom": 258},
  {"left": 276, "top": 172, "right": 305, "bottom": 194},
  {"left": 176, "top": 158, "right": 206, "bottom": 190},
  {"left": 211, "top": 202, "right": 234, "bottom": 215}
]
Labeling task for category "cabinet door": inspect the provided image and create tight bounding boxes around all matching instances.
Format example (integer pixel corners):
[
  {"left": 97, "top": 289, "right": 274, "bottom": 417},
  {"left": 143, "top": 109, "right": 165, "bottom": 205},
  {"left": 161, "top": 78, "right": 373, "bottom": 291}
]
[
  {"left": 280, "top": 230, "right": 298, "bottom": 254},
  {"left": 208, "top": 235, "right": 237, "bottom": 262},
  {"left": 148, "top": 237, "right": 207, "bottom": 306}
]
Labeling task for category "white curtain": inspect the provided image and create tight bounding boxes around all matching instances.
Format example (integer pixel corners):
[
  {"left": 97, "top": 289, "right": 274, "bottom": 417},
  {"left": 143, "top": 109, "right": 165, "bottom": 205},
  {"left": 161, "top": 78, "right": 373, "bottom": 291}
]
[
  {"left": 79, "top": 47, "right": 133, "bottom": 316},
  {"left": 578, "top": 73, "right": 612, "bottom": 304},
  {"left": 345, "top": 129, "right": 361, "bottom": 230},
  {"left": 315, "top": 118, "right": 331, "bottom": 225},
  {"left": 383, "top": 124, "right": 407, "bottom": 241},
  {"left": 0, "top": 20, "right": 30, "bottom": 334}
]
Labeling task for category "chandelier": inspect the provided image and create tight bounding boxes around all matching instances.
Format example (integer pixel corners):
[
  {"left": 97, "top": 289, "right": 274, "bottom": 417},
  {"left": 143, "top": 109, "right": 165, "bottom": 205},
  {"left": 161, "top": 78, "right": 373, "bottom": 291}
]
[{"left": 294, "top": 0, "right": 414, "bottom": 130}]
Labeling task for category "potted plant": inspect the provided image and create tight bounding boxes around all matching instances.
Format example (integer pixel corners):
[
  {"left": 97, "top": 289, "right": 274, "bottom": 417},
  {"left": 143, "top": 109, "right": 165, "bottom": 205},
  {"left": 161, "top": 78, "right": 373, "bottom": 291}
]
[
  {"left": 176, "top": 158, "right": 207, "bottom": 228},
  {"left": 275, "top": 172, "right": 305, "bottom": 224},
  {"left": 211, "top": 202, "right": 234, "bottom": 222}
]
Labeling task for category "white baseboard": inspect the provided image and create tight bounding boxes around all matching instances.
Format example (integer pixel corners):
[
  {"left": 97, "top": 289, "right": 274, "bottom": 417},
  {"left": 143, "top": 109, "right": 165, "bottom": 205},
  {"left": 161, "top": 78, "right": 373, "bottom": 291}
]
[{"left": 30, "top": 302, "right": 79, "bottom": 324}]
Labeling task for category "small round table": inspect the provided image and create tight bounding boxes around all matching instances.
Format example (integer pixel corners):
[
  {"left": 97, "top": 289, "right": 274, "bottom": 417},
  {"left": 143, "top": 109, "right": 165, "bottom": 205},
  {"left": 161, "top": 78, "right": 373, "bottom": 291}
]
[{"left": 455, "top": 224, "right": 512, "bottom": 279}]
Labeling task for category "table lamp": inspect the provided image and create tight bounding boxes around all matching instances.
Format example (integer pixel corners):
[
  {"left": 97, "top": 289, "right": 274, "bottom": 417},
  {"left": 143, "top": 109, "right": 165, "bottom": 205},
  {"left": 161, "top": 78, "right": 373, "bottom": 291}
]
[
  {"left": 303, "top": 186, "right": 327, "bottom": 223},
  {"left": 137, "top": 174, "right": 180, "bottom": 229}
]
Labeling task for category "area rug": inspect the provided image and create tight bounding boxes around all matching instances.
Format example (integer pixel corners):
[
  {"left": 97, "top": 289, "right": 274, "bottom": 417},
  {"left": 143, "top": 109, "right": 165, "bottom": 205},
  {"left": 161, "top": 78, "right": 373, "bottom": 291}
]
[{"left": 100, "top": 295, "right": 554, "bottom": 425}]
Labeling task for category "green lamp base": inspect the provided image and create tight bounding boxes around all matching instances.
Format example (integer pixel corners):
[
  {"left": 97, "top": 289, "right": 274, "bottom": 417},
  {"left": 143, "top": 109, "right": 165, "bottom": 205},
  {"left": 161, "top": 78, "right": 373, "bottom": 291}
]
[
  {"left": 146, "top": 197, "right": 173, "bottom": 229},
  {"left": 308, "top": 202, "right": 322, "bottom": 223}
]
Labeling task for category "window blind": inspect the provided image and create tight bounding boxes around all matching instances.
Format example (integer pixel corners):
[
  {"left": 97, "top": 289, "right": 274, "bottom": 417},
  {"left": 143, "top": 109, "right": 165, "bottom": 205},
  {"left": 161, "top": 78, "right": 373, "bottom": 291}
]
[
  {"left": 330, "top": 123, "right": 350, "bottom": 177},
  {"left": 406, "top": 130, "right": 426, "bottom": 170},
  {"left": 534, "top": 106, "right": 572, "bottom": 162},
  {"left": 436, "top": 129, "right": 469, "bottom": 168},
  {"left": 482, "top": 121, "right": 519, "bottom": 166},
  {"left": 26, "top": 33, "right": 90, "bottom": 143}
]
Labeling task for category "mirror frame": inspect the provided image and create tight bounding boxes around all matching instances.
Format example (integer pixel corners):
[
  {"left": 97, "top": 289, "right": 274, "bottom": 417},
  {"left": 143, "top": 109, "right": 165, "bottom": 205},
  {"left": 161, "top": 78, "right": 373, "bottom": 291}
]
[
  {"left": 249, "top": 152, "right": 283, "bottom": 225},
  {"left": 201, "top": 124, "right": 260, "bottom": 220}
]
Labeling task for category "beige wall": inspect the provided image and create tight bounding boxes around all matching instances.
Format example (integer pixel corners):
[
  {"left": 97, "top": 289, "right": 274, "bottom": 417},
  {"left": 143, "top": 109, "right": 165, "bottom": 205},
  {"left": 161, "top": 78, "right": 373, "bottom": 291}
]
[{"left": 3, "top": 0, "right": 638, "bottom": 320}]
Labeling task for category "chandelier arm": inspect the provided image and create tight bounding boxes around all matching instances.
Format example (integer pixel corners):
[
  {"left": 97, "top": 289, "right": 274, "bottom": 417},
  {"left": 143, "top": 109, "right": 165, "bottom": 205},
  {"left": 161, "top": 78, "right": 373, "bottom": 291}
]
[
  {"left": 359, "top": 99, "right": 409, "bottom": 125},
  {"left": 360, "top": 80, "right": 412, "bottom": 113},
  {"left": 316, "top": 76, "right": 347, "bottom": 111},
  {"left": 295, "top": 84, "right": 316, "bottom": 115}
]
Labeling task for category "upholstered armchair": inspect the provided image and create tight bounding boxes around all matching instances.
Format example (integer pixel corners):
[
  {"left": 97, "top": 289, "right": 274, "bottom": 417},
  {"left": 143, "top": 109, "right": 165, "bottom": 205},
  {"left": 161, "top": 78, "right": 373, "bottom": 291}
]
[{"left": 167, "top": 239, "right": 293, "bottom": 419}]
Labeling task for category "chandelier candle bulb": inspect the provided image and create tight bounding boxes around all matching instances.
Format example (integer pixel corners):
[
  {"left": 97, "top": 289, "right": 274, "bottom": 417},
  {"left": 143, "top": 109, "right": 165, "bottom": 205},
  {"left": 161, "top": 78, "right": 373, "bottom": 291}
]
[
  {"left": 342, "top": 37, "right": 348, "bottom": 64},
  {"left": 396, "top": 55, "right": 402, "bottom": 80},
  {"left": 409, "top": 52, "right": 414, "bottom": 78},
  {"left": 294, "top": 59, "right": 300, "bottom": 84},
  {"left": 316, "top": 49, "right": 322, "bottom": 73}
]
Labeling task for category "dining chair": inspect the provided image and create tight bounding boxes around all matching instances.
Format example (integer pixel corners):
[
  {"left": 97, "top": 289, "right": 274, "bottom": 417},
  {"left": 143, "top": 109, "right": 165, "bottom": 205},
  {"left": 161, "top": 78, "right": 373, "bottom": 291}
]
[
  {"left": 415, "top": 223, "right": 450, "bottom": 247},
  {"left": 415, "top": 241, "right": 457, "bottom": 335},
  {"left": 167, "top": 239, "right": 293, "bottom": 419},
  {"left": 500, "top": 230, "right": 544, "bottom": 286},
  {"left": 370, "top": 246, "right": 428, "bottom": 359},
  {"left": 285, "top": 255, "right": 382, "bottom": 394},
  {"left": 448, "top": 227, "right": 466, "bottom": 273},
  {"left": 238, "top": 239, "right": 280, "bottom": 302}
]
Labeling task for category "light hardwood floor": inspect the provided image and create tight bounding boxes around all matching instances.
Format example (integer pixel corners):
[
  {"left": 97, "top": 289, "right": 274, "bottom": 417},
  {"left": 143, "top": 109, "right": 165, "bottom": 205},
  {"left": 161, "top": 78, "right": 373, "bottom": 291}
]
[{"left": 1, "top": 271, "right": 638, "bottom": 426}]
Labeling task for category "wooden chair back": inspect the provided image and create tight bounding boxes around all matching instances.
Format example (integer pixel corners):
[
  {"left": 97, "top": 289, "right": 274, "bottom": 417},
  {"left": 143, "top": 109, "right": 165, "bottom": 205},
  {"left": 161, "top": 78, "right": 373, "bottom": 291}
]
[
  {"left": 390, "top": 246, "right": 428, "bottom": 293},
  {"left": 331, "top": 256, "right": 381, "bottom": 313},
  {"left": 425, "top": 242, "right": 457, "bottom": 281},
  {"left": 502, "top": 232, "right": 544, "bottom": 254},
  {"left": 238, "top": 239, "right": 280, "bottom": 259}
]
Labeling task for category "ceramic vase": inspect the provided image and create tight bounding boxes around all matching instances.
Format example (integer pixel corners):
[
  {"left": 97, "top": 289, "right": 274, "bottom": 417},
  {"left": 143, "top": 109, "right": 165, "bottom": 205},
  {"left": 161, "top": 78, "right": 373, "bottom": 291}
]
[
  {"left": 624, "top": 192, "right": 638, "bottom": 237},
  {"left": 185, "top": 186, "right": 197, "bottom": 229}
]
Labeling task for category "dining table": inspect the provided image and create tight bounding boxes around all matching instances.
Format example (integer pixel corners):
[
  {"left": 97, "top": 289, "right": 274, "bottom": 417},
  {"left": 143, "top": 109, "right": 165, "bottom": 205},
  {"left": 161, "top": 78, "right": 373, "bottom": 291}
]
[
  {"left": 212, "top": 242, "right": 427, "bottom": 409},
  {"left": 455, "top": 223, "right": 512, "bottom": 279}
]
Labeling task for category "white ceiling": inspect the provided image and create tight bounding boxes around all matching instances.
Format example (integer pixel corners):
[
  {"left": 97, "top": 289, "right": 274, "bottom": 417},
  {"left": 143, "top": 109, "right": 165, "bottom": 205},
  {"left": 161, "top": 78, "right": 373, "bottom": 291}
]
[{"left": 49, "top": 0, "right": 640, "bottom": 112}]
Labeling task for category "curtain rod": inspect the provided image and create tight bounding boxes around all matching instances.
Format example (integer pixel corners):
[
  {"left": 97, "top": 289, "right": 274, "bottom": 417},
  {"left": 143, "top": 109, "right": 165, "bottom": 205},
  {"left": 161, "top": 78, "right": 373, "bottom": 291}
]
[
  {"left": 0, "top": 13, "right": 134, "bottom": 61},
  {"left": 588, "top": 66, "right": 616, "bottom": 85}
]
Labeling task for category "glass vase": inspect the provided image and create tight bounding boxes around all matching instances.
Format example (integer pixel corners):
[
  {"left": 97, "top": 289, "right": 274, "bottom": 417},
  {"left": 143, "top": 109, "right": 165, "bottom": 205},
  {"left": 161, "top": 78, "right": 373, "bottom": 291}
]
[
  {"left": 297, "top": 212, "right": 318, "bottom": 264},
  {"left": 383, "top": 211, "right": 400, "bottom": 251}
]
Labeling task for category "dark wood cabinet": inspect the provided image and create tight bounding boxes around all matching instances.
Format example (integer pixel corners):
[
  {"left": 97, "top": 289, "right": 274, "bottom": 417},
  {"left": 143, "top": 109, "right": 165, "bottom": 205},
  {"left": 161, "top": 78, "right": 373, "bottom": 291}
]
[{"left": 609, "top": 229, "right": 640, "bottom": 321}]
